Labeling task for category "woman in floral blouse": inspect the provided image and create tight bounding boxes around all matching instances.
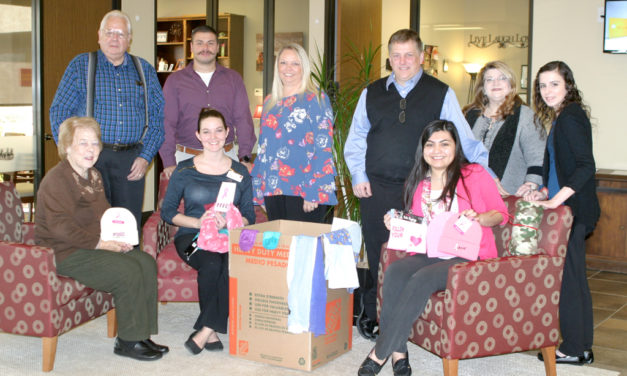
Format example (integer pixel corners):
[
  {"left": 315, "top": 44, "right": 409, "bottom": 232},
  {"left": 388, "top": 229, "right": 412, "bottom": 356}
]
[{"left": 251, "top": 43, "right": 337, "bottom": 223}]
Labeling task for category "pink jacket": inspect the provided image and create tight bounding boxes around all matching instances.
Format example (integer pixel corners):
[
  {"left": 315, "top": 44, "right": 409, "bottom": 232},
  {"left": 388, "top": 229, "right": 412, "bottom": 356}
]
[{"left": 411, "top": 164, "right": 508, "bottom": 260}]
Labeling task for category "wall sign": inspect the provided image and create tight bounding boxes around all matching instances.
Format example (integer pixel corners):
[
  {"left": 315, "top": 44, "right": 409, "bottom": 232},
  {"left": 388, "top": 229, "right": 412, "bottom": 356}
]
[{"left": 468, "top": 33, "right": 528, "bottom": 48}]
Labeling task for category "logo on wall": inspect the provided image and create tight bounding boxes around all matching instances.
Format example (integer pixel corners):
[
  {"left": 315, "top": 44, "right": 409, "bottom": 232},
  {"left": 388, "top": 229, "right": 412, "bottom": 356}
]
[{"left": 468, "top": 33, "right": 528, "bottom": 48}]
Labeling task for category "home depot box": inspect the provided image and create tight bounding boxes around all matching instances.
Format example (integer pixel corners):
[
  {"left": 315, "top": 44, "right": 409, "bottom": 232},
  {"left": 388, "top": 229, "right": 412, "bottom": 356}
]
[{"left": 229, "top": 220, "right": 353, "bottom": 371}]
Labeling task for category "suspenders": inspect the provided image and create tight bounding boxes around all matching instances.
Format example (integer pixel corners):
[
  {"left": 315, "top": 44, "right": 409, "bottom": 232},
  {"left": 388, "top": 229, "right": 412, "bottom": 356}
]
[{"left": 86, "top": 51, "right": 149, "bottom": 142}]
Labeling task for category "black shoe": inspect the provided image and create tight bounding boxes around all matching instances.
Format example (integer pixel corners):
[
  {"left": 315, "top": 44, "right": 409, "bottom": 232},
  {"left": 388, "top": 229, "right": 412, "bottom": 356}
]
[
  {"left": 204, "top": 339, "right": 224, "bottom": 351},
  {"left": 537, "top": 351, "right": 583, "bottom": 365},
  {"left": 583, "top": 349, "right": 594, "bottom": 364},
  {"left": 392, "top": 352, "right": 412, "bottom": 376},
  {"left": 184, "top": 331, "right": 203, "bottom": 355},
  {"left": 114, "top": 338, "right": 163, "bottom": 361},
  {"left": 358, "top": 354, "right": 388, "bottom": 376},
  {"left": 356, "top": 293, "right": 379, "bottom": 341},
  {"left": 140, "top": 339, "right": 169, "bottom": 354},
  {"left": 358, "top": 316, "right": 379, "bottom": 341}
]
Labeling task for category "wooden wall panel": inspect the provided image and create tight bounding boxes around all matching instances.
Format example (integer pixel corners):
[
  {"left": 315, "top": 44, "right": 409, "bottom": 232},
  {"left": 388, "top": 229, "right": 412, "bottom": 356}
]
[
  {"left": 337, "top": 0, "right": 382, "bottom": 88},
  {"left": 42, "top": 0, "right": 112, "bottom": 173}
]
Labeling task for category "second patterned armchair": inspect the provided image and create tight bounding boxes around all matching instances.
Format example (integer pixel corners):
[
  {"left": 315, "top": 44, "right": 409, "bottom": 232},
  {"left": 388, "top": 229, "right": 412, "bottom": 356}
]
[{"left": 377, "top": 196, "right": 572, "bottom": 376}]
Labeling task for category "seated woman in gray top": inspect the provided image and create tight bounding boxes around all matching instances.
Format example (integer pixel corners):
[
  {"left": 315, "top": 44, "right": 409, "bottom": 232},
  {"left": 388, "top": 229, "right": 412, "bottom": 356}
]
[
  {"left": 161, "top": 108, "right": 255, "bottom": 355},
  {"left": 463, "top": 61, "right": 546, "bottom": 197}
]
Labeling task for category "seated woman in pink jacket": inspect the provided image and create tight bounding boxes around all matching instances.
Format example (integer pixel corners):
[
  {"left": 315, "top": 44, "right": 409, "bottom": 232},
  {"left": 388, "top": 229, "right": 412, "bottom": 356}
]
[{"left": 358, "top": 120, "right": 508, "bottom": 376}]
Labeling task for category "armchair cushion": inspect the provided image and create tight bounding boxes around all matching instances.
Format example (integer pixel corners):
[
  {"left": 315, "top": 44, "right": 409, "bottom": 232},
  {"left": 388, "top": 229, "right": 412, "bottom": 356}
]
[
  {"left": 156, "top": 243, "right": 198, "bottom": 301},
  {"left": 0, "top": 182, "right": 24, "bottom": 243},
  {"left": 0, "top": 242, "right": 113, "bottom": 338}
]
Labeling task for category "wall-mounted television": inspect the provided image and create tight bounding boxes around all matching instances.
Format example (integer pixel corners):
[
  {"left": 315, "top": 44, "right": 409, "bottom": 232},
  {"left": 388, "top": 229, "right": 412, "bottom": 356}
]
[{"left": 604, "top": 0, "right": 627, "bottom": 53}]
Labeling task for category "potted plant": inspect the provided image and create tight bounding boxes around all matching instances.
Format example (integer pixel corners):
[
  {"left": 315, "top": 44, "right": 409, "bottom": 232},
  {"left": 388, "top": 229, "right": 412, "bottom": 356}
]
[{"left": 311, "top": 41, "right": 381, "bottom": 224}]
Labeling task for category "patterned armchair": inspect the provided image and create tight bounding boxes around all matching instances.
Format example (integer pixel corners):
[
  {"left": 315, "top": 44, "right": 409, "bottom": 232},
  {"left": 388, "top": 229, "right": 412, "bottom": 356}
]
[
  {"left": 377, "top": 196, "right": 572, "bottom": 376},
  {"left": 0, "top": 182, "right": 116, "bottom": 372},
  {"left": 143, "top": 171, "right": 267, "bottom": 302}
]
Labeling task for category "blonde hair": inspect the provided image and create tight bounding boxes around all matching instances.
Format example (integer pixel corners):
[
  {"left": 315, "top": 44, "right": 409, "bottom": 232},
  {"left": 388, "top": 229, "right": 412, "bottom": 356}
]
[
  {"left": 463, "top": 61, "right": 521, "bottom": 120},
  {"left": 58, "top": 117, "right": 102, "bottom": 159},
  {"left": 267, "top": 43, "right": 318, "bottom": 108}
]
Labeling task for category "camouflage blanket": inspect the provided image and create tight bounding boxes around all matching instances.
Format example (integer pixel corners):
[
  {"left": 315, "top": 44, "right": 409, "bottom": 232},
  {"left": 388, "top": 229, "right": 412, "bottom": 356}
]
[{"left": 508, "top": 200, "right": 544, "bottom": 256}]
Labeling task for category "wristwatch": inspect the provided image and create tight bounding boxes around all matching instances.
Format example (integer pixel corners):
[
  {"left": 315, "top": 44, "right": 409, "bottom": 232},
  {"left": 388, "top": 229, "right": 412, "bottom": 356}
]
[{"left": 239, "top": 155, "right": 251, "bottom": 163}]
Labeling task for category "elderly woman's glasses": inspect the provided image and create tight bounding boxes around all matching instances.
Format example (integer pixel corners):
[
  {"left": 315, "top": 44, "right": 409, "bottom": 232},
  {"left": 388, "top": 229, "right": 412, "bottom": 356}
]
[
  {"left": 399, "top": 98, "right": 406, "bottom": 124},
  {"left": 484, "top": 75, "right": 508, "bottom": 84}
]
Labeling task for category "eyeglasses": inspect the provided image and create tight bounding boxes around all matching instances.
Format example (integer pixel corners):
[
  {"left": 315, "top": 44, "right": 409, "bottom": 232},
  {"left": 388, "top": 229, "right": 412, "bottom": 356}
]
[
  {"left": 484, "top": 75, "right": 508, "bottom": 84},
  {"left": 399, "top": 98, "right": 406, "bottom": 124},
  {"left": 103, "top": 29, "right": 128, "bottom": 40}
]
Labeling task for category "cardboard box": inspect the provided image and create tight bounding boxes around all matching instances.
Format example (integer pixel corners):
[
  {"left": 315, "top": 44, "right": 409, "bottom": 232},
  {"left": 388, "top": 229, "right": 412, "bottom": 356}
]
[{"left": 229, "top": 220, "right": 353, "bottom": 371}]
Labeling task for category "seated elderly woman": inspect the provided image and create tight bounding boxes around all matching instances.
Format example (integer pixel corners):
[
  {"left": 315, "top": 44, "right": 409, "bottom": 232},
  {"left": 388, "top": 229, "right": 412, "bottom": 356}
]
[
  {"left": 463, "top": 61, "right": 546, "bottom": 197},
  {"left": 358, "top": 120, "right": 508, "bottom": 376},
  {"left": 35, "top": 117, "right": 168, "bottom": 361}
]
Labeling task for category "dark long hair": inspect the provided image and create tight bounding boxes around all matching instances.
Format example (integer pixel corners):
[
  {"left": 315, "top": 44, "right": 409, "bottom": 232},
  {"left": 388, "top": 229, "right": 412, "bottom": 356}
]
[
  {"left": 403, "top": 120, "right": 469, "bottom": 211},
  {"left": 533, "top": 61, "right": 590, "bottom": 126}
]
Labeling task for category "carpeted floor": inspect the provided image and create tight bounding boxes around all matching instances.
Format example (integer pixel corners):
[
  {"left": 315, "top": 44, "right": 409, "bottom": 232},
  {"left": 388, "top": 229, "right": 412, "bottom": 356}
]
[{"left": 0, "top": 303, "right": 619, "bottom": 376}]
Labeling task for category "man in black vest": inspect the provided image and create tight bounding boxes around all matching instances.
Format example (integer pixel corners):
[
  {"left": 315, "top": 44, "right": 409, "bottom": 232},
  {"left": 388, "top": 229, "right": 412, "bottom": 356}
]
[{"left": 344, "top": 29, "right": 492, "bottom": 341}]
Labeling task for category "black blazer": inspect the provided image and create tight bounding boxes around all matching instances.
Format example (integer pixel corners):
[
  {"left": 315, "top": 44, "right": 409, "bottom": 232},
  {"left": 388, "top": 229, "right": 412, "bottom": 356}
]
[{"left": 543, "top": 102, "right": 600, "bottom": 231}]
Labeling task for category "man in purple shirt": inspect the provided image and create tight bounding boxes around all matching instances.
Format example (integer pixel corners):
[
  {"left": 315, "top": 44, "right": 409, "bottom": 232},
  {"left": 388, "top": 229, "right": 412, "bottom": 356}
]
[{"left": 160, "top": 25, "right": 256, "bottom": 177}]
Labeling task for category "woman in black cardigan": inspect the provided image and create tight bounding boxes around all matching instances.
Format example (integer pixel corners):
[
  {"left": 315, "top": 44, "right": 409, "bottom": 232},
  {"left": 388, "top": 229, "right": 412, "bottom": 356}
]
[{"left": 526, "top": 61, "right": 600, "bottom": 365}]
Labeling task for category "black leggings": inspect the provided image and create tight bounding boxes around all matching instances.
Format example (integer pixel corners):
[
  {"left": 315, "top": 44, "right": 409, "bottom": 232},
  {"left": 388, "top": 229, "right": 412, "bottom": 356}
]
[{"left": 175, "top": 233, "right": 229, "bottom": 333}]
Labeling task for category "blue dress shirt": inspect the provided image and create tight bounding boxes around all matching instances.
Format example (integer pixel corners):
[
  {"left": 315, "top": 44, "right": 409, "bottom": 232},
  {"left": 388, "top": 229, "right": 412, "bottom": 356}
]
[{"left": 344, "top": 69, "right": 493, "bottom": 185}]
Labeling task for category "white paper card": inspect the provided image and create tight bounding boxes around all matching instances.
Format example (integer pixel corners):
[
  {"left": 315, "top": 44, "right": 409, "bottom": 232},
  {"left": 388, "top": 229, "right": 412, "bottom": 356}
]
[{"left": 215, "top": 182, "right": 236, "bottom": 212}]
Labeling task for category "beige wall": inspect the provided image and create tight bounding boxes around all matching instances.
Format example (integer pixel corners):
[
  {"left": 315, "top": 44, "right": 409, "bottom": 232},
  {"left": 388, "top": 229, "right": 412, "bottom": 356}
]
[
  {"left": 381, "top": 0, "right": 410, "bottom": 73},
  {"left": 533, "top": 0, "right": 627, "bottom": 170},
  {"left": 123, "top": 0, "right": 157, "bottom": 212}
]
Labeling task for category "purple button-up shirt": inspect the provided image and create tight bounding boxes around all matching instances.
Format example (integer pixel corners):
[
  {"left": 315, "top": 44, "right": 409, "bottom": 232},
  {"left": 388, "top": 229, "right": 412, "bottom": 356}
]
[{"left": 159, "top": 62, "right": 256, "bottom": 167}]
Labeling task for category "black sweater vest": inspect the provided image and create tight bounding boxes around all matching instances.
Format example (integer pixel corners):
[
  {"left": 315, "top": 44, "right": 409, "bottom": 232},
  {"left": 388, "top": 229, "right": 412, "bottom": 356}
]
[{"left": 365, "top": 74, "right": 448, "bottom": 183}]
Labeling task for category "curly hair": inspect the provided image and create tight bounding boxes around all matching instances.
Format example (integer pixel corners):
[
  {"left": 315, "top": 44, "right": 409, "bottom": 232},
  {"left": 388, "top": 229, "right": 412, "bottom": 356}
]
[
  {"left": 462, "top": 61, "right": 522, "bottom": 120},
  {"left": 533, "top": 61, "right": 590, "bottom": 126}
]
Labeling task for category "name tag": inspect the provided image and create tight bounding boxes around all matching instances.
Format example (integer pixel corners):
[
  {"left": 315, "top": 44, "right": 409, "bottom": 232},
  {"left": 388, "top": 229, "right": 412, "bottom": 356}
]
[{"left": 226, "top": 169, "right": 243, "bottom": 182}]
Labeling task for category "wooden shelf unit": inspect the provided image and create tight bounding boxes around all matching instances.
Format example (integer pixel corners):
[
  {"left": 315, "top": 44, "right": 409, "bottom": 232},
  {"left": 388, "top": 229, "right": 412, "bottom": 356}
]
[{"left": 156, "top": 13, "right": 244, "bottom": 86}]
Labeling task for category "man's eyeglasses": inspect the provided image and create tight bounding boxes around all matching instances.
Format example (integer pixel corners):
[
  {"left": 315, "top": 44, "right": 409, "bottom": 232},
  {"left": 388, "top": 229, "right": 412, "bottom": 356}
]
[
  {"left": 103, "top": 29, "right": 128, "bottom": 40},
  {"left": 399, "top": 98, "right": 406, "bottom": 124}
]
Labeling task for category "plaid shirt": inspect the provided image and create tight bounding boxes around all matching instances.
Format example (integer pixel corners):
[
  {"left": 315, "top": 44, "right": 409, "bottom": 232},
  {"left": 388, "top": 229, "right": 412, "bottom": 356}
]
[{"left": 50, "top": 50, "right": 165, "bottom": 162}]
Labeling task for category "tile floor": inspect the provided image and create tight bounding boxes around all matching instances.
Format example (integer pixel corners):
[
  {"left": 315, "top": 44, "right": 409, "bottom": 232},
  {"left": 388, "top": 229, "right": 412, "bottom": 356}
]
[{"left": 585, "top": 269, "right": 627, "bottom": 374}]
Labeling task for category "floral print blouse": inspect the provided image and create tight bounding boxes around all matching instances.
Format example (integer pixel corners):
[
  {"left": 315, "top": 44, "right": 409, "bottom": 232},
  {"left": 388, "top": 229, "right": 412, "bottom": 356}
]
[{"left": 251, "top": 91, "right": 338, "bottom": 205}]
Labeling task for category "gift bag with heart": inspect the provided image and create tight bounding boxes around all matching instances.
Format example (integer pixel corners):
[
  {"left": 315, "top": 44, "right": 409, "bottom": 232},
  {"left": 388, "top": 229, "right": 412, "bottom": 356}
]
[{"left": 387, "top": 215, "right": 426, "bottom": 254}]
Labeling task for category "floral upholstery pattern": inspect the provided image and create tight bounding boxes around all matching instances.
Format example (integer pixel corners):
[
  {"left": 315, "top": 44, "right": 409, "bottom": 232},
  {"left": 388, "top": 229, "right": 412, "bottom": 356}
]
[
  {"left": 377, "top": 196, "right": 572, "bottom": 375},
  {"left": 0, "top": 181, "right": 116, "bottom": 371},
  {"left": 143, "top": 171, "right": 268, "bottom": 302}
]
